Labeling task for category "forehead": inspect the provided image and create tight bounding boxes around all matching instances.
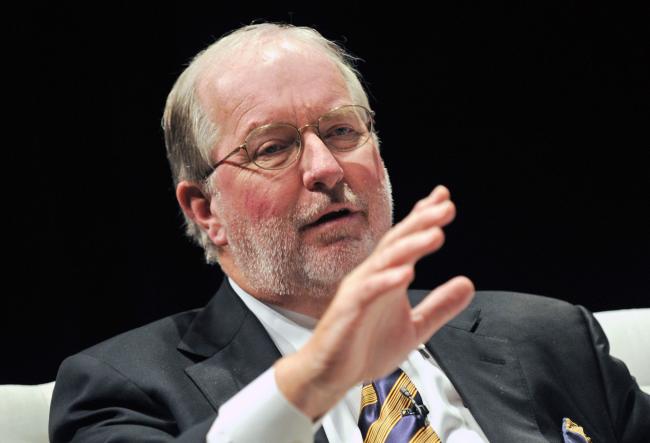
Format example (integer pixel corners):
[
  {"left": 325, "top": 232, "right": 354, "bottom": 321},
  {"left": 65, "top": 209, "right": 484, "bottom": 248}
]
[{"left": 198, "top": 39, "right": 353, "bottom": 152}]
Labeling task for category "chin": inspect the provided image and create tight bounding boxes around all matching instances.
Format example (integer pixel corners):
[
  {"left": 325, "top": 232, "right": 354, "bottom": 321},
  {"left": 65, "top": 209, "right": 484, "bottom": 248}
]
[{"left": 301, "top": 236, "right": 375, "bottom": 285}]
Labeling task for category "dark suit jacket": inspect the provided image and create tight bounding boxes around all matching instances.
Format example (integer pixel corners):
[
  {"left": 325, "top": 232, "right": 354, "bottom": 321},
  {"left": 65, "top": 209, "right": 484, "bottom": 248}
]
[{"left": 50, "top": 279, "right": 650, "bottom": 442}]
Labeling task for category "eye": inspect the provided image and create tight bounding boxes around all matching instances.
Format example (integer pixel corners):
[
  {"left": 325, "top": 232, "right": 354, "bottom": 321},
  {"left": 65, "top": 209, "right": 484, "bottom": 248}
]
[
  {"left": 332, "top": 126, "right": 354, "bottom": 136},
  {"left": 325, "top": 125, "right": 359, "bottom": 139},
  {"left": 255, "top": 142, "right": 293, "bottom": 158}
]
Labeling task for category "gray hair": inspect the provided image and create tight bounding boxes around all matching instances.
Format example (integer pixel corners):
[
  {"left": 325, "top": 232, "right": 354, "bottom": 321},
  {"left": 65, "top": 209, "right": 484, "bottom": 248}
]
[{"left": 162, "top": 23, "right": 373, "bottom": 264}]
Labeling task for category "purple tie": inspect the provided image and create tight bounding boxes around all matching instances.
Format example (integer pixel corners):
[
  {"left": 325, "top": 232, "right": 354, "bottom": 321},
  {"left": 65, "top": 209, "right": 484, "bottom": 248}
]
[{"left": 358, "top": 368, "right": 441, "bottom": 443}]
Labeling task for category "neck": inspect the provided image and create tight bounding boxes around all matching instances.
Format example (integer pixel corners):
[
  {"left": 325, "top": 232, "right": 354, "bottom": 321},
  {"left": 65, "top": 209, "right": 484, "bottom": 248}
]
[{"left": 228, "top": 274, "right": 337, "bottom": 319}]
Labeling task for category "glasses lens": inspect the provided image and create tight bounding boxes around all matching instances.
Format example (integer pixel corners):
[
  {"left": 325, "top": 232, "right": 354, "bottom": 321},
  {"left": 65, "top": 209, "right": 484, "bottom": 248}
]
[
  {"left": 318, "top": 106, "right": 372, "bottom": 152},
  {"left": 247, "top": 124, "right": 301, "bottom": 170}
]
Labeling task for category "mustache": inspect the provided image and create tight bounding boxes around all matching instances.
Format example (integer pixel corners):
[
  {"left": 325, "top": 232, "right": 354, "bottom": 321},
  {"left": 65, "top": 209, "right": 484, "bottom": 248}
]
[{"left": 293, "top": 183, "right": 367, "bottom": 227}]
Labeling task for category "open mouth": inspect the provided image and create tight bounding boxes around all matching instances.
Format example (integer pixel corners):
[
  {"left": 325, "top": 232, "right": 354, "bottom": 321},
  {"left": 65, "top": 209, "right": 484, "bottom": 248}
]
[{"left": 307, "top": 208, "right": 353, "bottom": 228}]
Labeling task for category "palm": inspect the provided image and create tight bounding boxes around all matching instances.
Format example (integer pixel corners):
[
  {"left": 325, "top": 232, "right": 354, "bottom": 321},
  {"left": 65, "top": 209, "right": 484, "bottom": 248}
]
[
  {"left": 304, "top": 185, "right": 474, "bottom": 388},
  {"left": 276, "top": 186, "right": 474, "bottom": 419}
]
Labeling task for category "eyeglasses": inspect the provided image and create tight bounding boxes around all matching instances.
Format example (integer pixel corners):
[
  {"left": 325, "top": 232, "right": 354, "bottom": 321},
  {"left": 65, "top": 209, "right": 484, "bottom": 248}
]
[{"left": 209, "top": 104, "right": 375, "bottom": 172}]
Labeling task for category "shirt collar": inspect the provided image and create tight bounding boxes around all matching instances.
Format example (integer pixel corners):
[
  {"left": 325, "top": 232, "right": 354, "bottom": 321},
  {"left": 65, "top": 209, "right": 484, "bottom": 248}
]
[{"left": 228, "top": 277, "right": 316, "bottom": 356}]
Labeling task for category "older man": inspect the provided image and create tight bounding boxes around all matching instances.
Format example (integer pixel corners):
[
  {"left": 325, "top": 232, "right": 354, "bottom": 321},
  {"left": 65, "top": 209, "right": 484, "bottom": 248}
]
[{"left": 50, "top": 23, "right": 649, "bottom": 443}]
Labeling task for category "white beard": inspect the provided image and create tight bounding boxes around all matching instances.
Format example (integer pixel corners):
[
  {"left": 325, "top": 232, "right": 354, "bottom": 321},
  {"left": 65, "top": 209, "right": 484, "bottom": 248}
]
[{"left": 217, "top": 167, "right": 393, "bottom": 299}]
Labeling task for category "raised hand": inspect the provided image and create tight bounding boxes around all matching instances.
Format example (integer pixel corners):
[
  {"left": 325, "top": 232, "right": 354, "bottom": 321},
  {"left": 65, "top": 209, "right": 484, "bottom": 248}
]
[{"left": 275, "top": 185, "right": 475, "bottom": 419}]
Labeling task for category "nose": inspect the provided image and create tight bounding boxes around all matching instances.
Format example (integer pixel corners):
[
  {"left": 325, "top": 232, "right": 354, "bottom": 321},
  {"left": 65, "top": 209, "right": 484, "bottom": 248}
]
[{"left": 300, "top": 129, "right": 344, "bottom": 191}]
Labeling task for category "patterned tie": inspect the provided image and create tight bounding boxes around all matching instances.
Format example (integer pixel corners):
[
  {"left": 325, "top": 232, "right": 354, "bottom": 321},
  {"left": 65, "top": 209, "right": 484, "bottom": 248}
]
[{"left": 358, "top": 368, "right": 441, "bottom": 443}]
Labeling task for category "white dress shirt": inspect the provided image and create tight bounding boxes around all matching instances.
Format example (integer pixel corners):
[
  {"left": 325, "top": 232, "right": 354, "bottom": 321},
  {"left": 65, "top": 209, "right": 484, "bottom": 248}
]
[{"left": 208, "top": 278, "right": 489, "bottom": 442}]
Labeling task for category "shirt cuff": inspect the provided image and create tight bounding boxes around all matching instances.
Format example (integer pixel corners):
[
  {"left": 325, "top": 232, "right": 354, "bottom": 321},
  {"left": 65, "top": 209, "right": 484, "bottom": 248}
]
[{"left": 207, "top": 366, "right": 315, "bottom": 443}]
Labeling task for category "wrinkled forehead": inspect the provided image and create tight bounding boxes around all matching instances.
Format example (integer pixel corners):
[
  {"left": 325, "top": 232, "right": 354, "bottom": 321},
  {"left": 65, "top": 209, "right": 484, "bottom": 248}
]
[{"left": 196, "top": 38, "right": 353, "bottom": 143}]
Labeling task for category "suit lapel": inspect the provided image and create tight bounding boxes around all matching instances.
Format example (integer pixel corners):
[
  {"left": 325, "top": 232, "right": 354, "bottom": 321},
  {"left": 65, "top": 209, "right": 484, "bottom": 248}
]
[
  {"left": 179, "top": 284, "right": 547, "bottom": 442},
  {"left": 424, "top": 305, "right": 547, "bottom": 442},
  {"left": 177, "top": 279, "right": 329, "bottom": 443}
]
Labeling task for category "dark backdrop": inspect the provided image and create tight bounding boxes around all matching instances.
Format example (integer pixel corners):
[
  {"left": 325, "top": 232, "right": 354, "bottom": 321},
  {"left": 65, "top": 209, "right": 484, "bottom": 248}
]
[{"left": 5, "top": 2, "right": 648, "bottom": 384}]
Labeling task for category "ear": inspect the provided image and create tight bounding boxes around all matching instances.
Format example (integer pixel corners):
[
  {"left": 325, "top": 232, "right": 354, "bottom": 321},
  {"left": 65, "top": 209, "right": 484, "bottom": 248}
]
[{"left": 176, "top": 180, "right": 228, "bottom": 246}]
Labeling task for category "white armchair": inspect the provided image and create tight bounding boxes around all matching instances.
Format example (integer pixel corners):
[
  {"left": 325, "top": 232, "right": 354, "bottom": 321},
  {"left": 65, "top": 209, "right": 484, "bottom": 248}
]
[
  {"left": 0, "top": 309, "right": 647, "bottom": 442},
  {"left": 0, "top": 382, "right": 54, "bottom": 443},
  {"left": 594, "top": 308, "right": 650, "bottom": 394}
]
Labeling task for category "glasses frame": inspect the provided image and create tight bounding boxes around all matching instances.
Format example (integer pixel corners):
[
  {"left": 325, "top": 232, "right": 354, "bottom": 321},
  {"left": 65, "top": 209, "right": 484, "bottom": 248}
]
[{"left": 208, "top": 104, "right": 375, "bottom": 173}]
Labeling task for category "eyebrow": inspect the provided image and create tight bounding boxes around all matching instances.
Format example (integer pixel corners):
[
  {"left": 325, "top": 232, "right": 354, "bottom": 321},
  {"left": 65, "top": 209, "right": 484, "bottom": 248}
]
[
  {"left": 238, "top": 103, "right": 353, "bottom": 141},
  {"left": 239, "top": 119, "right": 271, "bottom": 140},
  {"left": 239, "top": 115, "right": 302, "bottom": 140}
]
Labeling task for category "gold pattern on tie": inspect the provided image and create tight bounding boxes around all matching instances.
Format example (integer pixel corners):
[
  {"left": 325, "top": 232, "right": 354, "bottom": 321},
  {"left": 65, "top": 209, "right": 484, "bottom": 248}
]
[
  {"left": 359, "top": 370, "right": 441, "bottom": 443},
  {"left": 361, "top": 384, "right": 378, "bottom": 409}
]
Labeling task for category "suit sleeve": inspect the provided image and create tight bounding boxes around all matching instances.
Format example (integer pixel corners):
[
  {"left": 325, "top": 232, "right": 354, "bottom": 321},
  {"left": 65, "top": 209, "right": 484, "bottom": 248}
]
[
  {"left": 579, "top": 306, "right": 650, "bottom": 442},
  {"left": 49, "top": 353, "right": 215, "bottom": 443}
]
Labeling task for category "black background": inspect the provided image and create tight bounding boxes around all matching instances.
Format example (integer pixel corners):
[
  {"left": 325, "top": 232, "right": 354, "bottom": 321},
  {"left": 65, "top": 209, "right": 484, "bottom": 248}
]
[{"left": 4, "top": 2, "right": 648, "bottom": 384}]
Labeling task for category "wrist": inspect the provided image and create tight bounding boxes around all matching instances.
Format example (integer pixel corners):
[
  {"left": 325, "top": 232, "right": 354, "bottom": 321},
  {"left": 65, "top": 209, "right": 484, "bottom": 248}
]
[{"left": 274, "top": 351, "right": 349, "bottom": 420}]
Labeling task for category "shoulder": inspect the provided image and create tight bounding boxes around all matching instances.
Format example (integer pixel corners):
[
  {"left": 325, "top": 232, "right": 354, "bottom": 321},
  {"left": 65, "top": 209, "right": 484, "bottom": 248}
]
[
  {"left": 88, "top": 308, "right": 199, "bottom": 355},
  {"left": 471, "top": 290, "right": 580, "bottom": 321},
  {"left": 410, "top": 288, "right": 590, "bottom": 341},
  {"left": 410, "top": 287, "right": 578, "bottom": 317},
  {"left": 472, "top": 290, "right": 588, "bottom": 339},
  {"left": 50, "top": 307, "right": 219, "bottom": 441},
  {"left": 60, "top": 308, "right": 201, "bottom": 382}
]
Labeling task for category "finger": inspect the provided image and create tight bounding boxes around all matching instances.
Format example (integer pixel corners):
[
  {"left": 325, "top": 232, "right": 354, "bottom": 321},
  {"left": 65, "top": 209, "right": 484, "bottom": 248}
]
[
  {"left": 347, "top": 264, "right": 414, "bottom": 307},
  {"left": 379, "top": 200, "right": 456, "bottom": 248},
  {"left": 381, "top": 186, "right": 454, "bottom": 247},
  {"left": 413, "top": 185, "right": 451, "bottom": 211},
  {"left": 411, "top": 276, "right": 475, "bottom": 343},
  {"left": 369, "top": 226, "right": 445, "bottom": 272}
]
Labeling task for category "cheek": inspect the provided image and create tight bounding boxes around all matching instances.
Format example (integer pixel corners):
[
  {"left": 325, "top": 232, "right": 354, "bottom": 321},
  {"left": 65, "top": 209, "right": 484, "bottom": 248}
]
[
  {"left": 216, "top": 168, "right": 298, "bottom": 221},
  {"left": 344, "top": 149, "right": 387, "bottom": 189},
  {"left": 240, "top": 189, "right": 274, "bottom": 220},
  {"left": 238, "top": 179, "right": 298, "bottom": 221}
]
